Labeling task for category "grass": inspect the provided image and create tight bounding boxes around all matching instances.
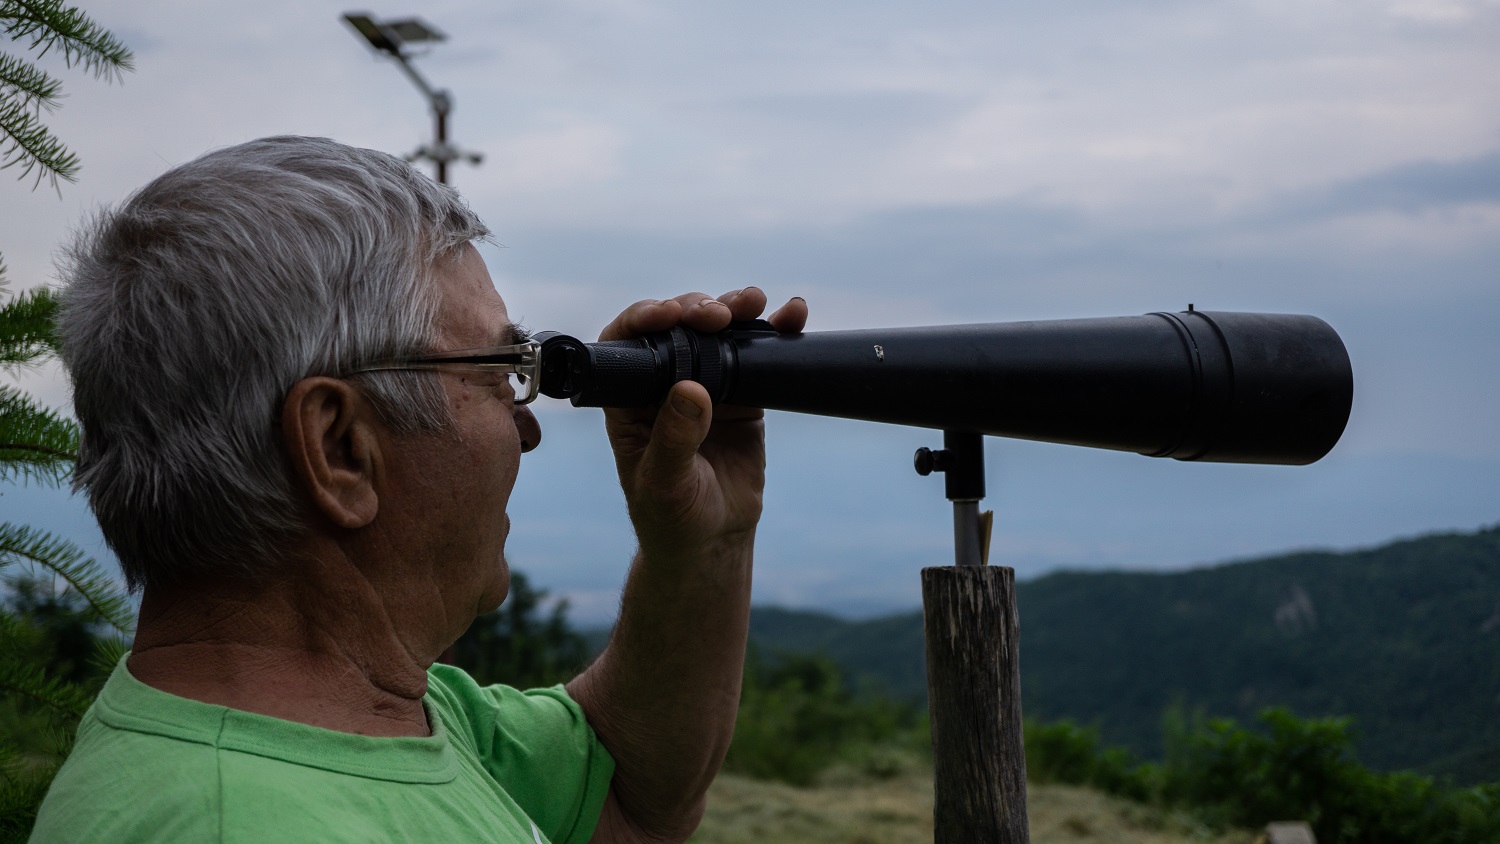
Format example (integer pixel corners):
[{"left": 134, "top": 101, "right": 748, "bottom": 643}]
[{"left": 691, "top": 766, "right": 1256, "bottom": 844}]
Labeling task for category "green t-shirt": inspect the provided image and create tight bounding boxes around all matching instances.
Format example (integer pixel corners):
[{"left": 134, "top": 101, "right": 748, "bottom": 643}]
[{"left": 30, "top": 658, "right": 615, "bottom": 842}]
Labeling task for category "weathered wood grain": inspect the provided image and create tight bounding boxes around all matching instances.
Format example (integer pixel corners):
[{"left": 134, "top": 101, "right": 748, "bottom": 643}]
[{"left": 922, "top": 565, "right": 1029, "bottom": 843}]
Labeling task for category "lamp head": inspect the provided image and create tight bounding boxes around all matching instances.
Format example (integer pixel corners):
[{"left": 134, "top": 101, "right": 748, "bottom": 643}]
[{"left": 342, "top": 12, "right": 445, "bottom": 58}]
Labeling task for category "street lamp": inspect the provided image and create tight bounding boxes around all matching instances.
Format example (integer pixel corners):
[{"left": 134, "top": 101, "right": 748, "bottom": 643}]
[{"left": 342, "top": 12, "right": 482, "bottom": 184}]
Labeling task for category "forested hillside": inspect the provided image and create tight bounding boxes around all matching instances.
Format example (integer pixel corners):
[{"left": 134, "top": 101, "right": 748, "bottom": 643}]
[{"left": 743, "top": 525, "right": 1500, "bottom": 783}]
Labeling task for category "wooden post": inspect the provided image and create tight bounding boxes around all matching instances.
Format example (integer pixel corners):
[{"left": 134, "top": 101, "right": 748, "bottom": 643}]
[{"left": 922, "top": 564, "right": 1029, "bottom": 843}]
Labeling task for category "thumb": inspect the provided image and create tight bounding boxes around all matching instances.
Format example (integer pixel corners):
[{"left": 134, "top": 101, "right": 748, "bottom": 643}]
[{"left": 635, "top": 381, "right": 713, "bottom": 490}]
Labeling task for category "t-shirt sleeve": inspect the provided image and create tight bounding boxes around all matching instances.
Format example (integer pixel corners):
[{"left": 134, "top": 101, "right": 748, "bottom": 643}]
[{"left": 426, "top": 664, "right": 615, "bottom": 844}]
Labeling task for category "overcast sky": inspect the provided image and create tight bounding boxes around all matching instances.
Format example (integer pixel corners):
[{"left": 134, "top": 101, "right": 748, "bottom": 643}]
[{"left": 3, "top": 0, "right": 1498, "bottom": 624}]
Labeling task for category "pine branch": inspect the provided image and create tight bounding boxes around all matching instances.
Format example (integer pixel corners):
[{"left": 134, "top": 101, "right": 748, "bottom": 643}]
[
  {"left": 0, "top": 741, "right": 56, "bottom": 842},
  {"left": 0, "top": 523, "right": 132, "bottom": 634},
  {"left": 0, "top": 285, "right": 61, "bottom": 368},
  {"left": 86, "top": 632, "right": 127, "bottom": 679},
  {"left": 1, "top": 1, "right": 135, "bottom": 82},
  {"left": 0, "top": 608, "right": 39, "bottom": 655},
  {"left": 0, "top": 655, "right": 92, "bottom": 719},
  {"left": 1, "top": 2, "right": 133, "bottom": 187},
  {"left": 29, "top": 718, "right": 75, "bottom": 765},
  {"left": 0, "top": 287, "right": 77, "bottom": 483},
  {"left": 0, "top": 86, "right": 77, "bottom": 186},
  {"left": 0, "top": 386, "right": 78, "bottom": 487},
  {"left": 0, "top": 51, "right": 62, "bottom": 112}
]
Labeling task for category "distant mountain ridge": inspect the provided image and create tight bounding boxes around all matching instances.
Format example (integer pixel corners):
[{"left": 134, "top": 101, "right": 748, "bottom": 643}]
[{"left": 742, "top": 525, "right": 1500, "bottom": 784}]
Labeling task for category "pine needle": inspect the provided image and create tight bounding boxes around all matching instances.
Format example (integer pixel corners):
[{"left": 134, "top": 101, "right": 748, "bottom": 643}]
[
  {"left": 0, "top": 523, "right": 132, "bottom": 634},
  {"left": 0, "top": 86, "right": 76, "bottom": 186},
  {"left": 0, "top": 285, "right": 61, "bottom": 370},
  {"left": 1, "top": 0, "right": 135, "bottom": 187},
  {"left": 0, "top": 387, "right": 78, "bottom": 487},
  {"left": 0, "top": 742, "right": 56, "bottom": 841},
  {"left": 0, "top": 289, "right": 78, "bottom": 488},
  {"left": 0, "top": 657, "right": 92, "bottom": 719},
  {"left": 0, "top": 51, "right": 62, "bottom": 112},
  {"left": 1, "top": 1, "right": 135, "bottom": 81},
  {"left": 86, "top": 633, "right": 127, "bottom": 678}
]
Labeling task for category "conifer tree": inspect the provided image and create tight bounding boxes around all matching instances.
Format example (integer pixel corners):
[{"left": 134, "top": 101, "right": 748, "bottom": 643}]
[
  {"left": 1, "top": 2, "right": 132, "bottom": 837},
  {"left": 0, "top": 285, "right": 134, "bottom": 838}
]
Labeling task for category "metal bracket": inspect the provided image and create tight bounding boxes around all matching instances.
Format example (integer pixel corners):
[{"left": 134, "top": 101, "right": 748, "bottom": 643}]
[{"left": 915, "top": 431, "right": 992, "bottom": 566}]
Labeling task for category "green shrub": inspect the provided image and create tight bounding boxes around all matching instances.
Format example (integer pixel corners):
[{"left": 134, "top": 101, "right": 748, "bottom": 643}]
[
  {"left": 449, "top": 570, "right": 588, "bottom": 689},
  {"left": 1024, "top": 718, "right": 1156, "bottom": 802},
  {"left": 1030, "top": 705, "right": 1500, "bottom": 844},
  {"left": 1024, "top": 718, "right": 1099, "bottom": 785},
  {"left": 1159, "top": 707, "right": 1359, "bottom": 830},
  {"left": 724, "top": 650, "right": 926, "bottom": 786}
]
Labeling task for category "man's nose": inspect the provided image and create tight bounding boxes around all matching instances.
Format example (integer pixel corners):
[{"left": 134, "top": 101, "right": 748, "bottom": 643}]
[{"left": 516, "top": 404, "right": 542, "bottom": 453}]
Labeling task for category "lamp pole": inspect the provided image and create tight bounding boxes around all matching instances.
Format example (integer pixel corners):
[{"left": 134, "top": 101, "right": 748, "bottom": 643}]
[{"left": 342, "top": 12, "right": 482, "bottom": 184}]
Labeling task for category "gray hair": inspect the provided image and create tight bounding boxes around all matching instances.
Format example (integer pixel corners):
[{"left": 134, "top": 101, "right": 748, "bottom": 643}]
[{"left": 57, "top": 136, "right": 491, "bottom": 591}]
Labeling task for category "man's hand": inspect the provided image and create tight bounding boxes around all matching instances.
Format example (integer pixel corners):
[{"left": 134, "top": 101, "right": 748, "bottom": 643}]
[
  {"left": 570, "top": 288, "right": 807, "bottom": 844},
  {"left": 598, "top": 289, "right": 808, "bottom": 564}
]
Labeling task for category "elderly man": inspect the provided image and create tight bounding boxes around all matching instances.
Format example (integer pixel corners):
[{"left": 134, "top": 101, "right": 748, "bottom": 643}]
[{"left": 30, "top": 136, "right": 807, "bottom": 842}]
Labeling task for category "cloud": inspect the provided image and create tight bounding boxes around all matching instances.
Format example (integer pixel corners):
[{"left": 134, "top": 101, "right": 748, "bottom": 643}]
[
  {"left": 1385, "top": 0, "right": 1500, "bottom": 25},
  {"left": 470, "top": 119, "right": 624, "bottom": 197},
  {"left": 5, "top": 0, "right": 1499, "bottom": 622},
  {"left": 1272, "top": 152, "right": 1500, "bottom": 218}
]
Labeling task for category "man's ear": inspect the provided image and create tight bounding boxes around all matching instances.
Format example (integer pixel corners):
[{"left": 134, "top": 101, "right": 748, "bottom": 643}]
[{"left": 281, "top": 377, "right": 381, "bottom": 529}]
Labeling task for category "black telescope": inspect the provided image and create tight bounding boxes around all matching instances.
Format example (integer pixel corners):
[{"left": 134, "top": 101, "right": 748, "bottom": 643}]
[{"left": 534, "top": 309, "right": 1353, "bottom": 465}]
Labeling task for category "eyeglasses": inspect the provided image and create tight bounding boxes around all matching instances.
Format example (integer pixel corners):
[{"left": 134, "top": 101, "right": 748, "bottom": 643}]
[{"left": 346, "top": 340, "right": 541, "bottom": 404}]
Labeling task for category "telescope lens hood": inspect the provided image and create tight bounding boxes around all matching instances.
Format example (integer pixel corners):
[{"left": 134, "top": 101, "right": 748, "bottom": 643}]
[{"left": 1145, "top": 310, "right": 1353, "bottom": 464}]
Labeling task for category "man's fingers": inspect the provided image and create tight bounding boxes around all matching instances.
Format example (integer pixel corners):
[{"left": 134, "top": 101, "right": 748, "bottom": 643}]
[
  {"left": 635, "top": 381, "right": 713, "bottom": 492},
  {"left": 767, "top": 297, "right": 808, "bottom": 335},
  {"left": 600, "top": 290, "right": 804, "bottom": 341},
  {"left": 675, "top": 292, "right": 733, "bottom": 333},
  {"left": 599, "top": 298, "right": 678, "bottom": 342},
  {"left": 717, "top": 286, "right": 768, "bottom": 322},
  {"left": 599, "top": 293, "right": 733, "bottom": 341}
]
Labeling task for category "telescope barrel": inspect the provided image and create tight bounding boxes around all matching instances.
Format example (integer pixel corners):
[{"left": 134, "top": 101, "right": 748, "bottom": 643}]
[{"left": 535, "top": 309, "right": 1353, "bottom": 465}]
